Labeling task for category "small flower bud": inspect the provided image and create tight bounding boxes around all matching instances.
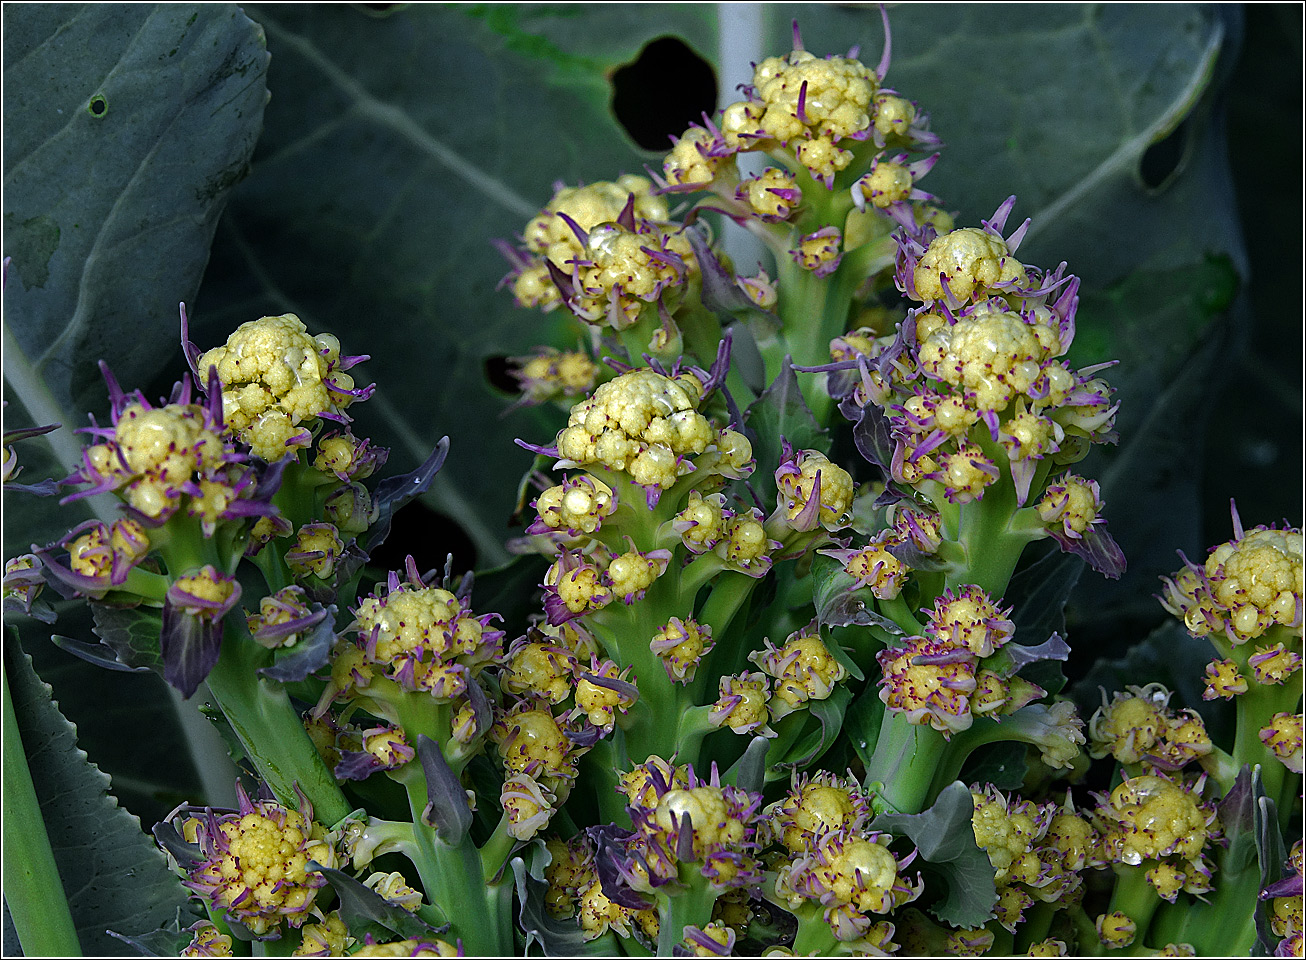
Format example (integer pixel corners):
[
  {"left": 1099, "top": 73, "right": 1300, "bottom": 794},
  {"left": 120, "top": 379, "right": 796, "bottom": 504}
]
[
  {"left": 709, "top": 672, "right": 774, "bottom": 736},
  {"left": 1202, "top": 658, "right": 1248, "bottom": 699},
  {"left": 1095, "top": 911, "right": 1136, "bottom": 948},
  {"left": 502, "top": 774, "right": 557, "bottom": 841},
  {"left": 287, "top": 522, "right": 344, "bottom": 579},
  {"left": 1260, "top": 713, "right": 1304, "bottom": 774},
  {"left": 792, "top": 226, "right": 843, "bottom": 278},
  {"left": 650, "top": 617, "right": 714, "bottom": 683}
]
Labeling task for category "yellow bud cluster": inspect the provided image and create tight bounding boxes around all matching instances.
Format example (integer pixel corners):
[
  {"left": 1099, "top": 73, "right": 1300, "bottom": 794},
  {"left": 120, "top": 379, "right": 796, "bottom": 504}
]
[
  {"left": 556, "top": 369, "right": 713, "bottom": 490},
  {"left": 199, "top": 314, "right": 361, "bottom": 462},
  {"left": 1162, "top": 518, "right": 1303, "bottom": 645}
]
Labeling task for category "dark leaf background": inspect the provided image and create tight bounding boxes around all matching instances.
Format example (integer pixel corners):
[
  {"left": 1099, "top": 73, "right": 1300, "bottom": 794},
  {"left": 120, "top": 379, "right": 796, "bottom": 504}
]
[{"left": 1, "top": 2, "right": 1301, "bottom": 949}]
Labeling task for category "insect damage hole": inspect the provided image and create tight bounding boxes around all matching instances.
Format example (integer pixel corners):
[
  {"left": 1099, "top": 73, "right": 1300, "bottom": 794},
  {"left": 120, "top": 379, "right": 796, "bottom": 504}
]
[
  {"left": 87, "top": 94, "right": 108, "bottom": 117},
  {"left": 611, "top": 36, "right": 717, "bottom": 151},
  {"left": 1139, "top": 115, "right": 1193, "bottom": 191}
]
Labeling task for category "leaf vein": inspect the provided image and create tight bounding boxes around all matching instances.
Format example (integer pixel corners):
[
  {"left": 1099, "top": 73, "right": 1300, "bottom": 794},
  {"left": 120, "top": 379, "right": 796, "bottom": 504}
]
[{"left": 256, "top": 11, "right": 536, "bottom": 219}]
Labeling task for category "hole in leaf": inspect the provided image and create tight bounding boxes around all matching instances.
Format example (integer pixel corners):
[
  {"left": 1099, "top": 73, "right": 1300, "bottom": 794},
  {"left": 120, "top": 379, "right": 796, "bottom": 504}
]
[
  {"left": 87, "top": 94, "right": 108, "bottom": 117},
  {"left": 1139, "top": 115, "right": 1192, "bottom": 190},
  {"left": 484, "top": 354, "right": 518, "bottom": 394},
  {"left": 611, "top": 36, "right": 717, "bottom": 151},
  {"left": 367, "top": 501, "right": 478, "bottom": 579}
]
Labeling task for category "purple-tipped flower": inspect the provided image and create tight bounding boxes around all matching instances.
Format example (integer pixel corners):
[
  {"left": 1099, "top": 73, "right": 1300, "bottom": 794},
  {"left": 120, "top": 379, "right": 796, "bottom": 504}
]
[
  {"left": 791, "top": 226, "right": 844, "bottom": 278},
  {"left": 36, "top": 518, "right": 151, "bottom": 600},
  {"left": 2, "top": 410, "right": 62, "bottom": 495},
  {"left": 169, "top": 781, "right": 340, "bottom": 939},
  {"left": 334, "top": 724, "right": 416, "bottom": 781}
]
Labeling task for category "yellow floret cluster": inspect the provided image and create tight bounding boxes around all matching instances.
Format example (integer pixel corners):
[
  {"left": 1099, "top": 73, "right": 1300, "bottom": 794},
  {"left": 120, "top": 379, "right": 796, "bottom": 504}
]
[
  {"left": 916, "top": 299, "right": 1068, "bottom": 415},
  {"left": 913, "top": 228, "right": 1028, "bottom": 303},
  {"left": 555, "top": 370, "right": 717, "bottom": 490},
  {"left": 199, "top": 314, "right": 359, "bottom": 461},
  {"left": 1162, "top": 522, "right": 1303, "bottom": 644},
  {"left": 752, "top": 50, "right": 877, "bottom": 144},
  {"left": 1090, "top": 774, "right": 1218, "bottom": 896},
  {"left": 82, "top": 400, "right": 239, "bottom": 520},
  {"left": 567, "top": 220, "right": 697, "bottom": 328},
  {"left": 523, "top": 176, "right": 669, "bottom": 270},
  {"left": 773, "top": 827, "right": 922, "bottom": 942},
  {"left": 352, "top": 582, "right": 497, "bottom": 696},
  {"left": 189, "top": 805, "right": 335, "bottom": 936}
]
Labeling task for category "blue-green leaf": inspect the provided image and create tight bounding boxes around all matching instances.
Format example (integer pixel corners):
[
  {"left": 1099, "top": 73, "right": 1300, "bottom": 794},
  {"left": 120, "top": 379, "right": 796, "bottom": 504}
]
[
  {"left": 4, "top": 637, "right": 189, "bottom": 955},
  {"left": 3, "top": 3, "right": 270, "bottom": 423},
  {"left": 871, "top": 781, "right": 997, "bottom": 928}
]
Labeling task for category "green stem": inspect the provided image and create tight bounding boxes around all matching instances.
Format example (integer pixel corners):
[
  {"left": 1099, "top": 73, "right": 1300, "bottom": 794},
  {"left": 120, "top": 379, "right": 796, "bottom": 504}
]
[
  {"left": 696, "top": 569, "right": 758, "bottom": 642},
  {"left": 1106, "top": 866, "right": 1161, "bottom": 950},
  {"left": 655, "top": 870, "right": 717, "bottom": 956},
  {"left": 398, "top": 771, "right": 514, "bottom": 956},
  {"left": 1157, "top": 849, "right": 1260, "bottom": 955},
  {"left": 480, "top": 813, "right": 516, "bottom": 882},
  {"left": 2, "top": 668, "right": 82, "bottom": 957},
  {"left": 876, "top": 593, "right": 927, "bottom": 636},
  {"left": 952, "top": 473, "right": 1028, "bottom": 598},
  {"left": 203, "top": 626, "right": 351, "bottom": 826},
  {"left": 865, "top": 711, "right": 946, "bottom": 813},
  {"left": 1069, "top": 905, "right": 1105, "bottom": 956},
  {"left": 790, "top": 904, "right": 839, "bottom": 956},
  {"left": 584, "top": 740, "right": 632, "bottom": 827},
  {"left": 1232, "top": 671, "right": 1300, "bottom": 821}
]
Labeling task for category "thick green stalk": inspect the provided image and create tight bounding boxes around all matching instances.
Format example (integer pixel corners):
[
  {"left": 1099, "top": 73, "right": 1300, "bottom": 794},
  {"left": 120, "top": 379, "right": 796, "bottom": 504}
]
[
  {"left": 2, "top": 669, "right": 82, "bottom": 957},
  {"left": 865, "top": 711, "right": 946, "bottom": 813},
  {"left": 655, "top": 870, "right": 718, "bottom": 956},
  {"left": 951, "top": 461, "right": 1034, "bottom": 598},
  {"left": 789, "top": 903, "right": 839, "bottom": 956},
  {"left": 204, "top": 628, "right": 351, "bottom": 826},
  {"left": 1105, "top": 866, "right": 1161, "bottom": 950},
  {"left": 398, "top": 771, "right": 514, "bottom": 956},
  {"left": 1231, "top": 668, "right": 1300, "bottom": 820}
]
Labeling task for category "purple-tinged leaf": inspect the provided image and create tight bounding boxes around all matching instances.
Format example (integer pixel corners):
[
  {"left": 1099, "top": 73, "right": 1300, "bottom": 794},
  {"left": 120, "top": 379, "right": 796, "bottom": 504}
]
[
  {"left": 150, "top": 821, "right": 204, "bottom": 869},
  {"left": 414, "top": 735, "right": 471, "bottom": 845},
  {"left": 984, "top": 632, "right": 1071, "bottom": 680},
  {"left": 257, "top": 605, "right": 337, "bottom": 683},
  {"left": 159, "top": 602, "right": 222, "bottom": 698},
  {"left": 586, "top": 823, "right": 649, "bottom": 910},
  {"left": 364, "top": 437, "right": 450, "bottom": 555},
  {"left": 849, "top": 400, "right": 895, "bottom": 473}
]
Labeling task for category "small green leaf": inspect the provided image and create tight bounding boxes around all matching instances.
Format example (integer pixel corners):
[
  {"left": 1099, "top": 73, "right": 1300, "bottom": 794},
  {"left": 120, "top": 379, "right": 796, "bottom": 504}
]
[
  {"left": 512, "top": 845, "right": 614, "bottom": 957},
  {"left": 1006, "top": 548, "right": 1083, "bottom": 643},
  {"left": 776, "top": 685, "right": 852, "bottom": 776},
  {"left": 810, "top": 553, "right": 901, "bottom": 634},
  {"left": 960, "top": 741, "right": 1028, "bottom": 792},
  {"left": 312, "top": 863, "right": 448, "bottom": 944},
  {"left": 744, "top": 359, "right": 830, "bottom": 507},
  {"left": 90, "top": 603, "right": 166, "bottom": 672},
  {"left": 844, "top": 687, "right": 884, "bottom": 771},
  {"left": 871, "top": 781, "right": 998, "bottom": 928}
]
